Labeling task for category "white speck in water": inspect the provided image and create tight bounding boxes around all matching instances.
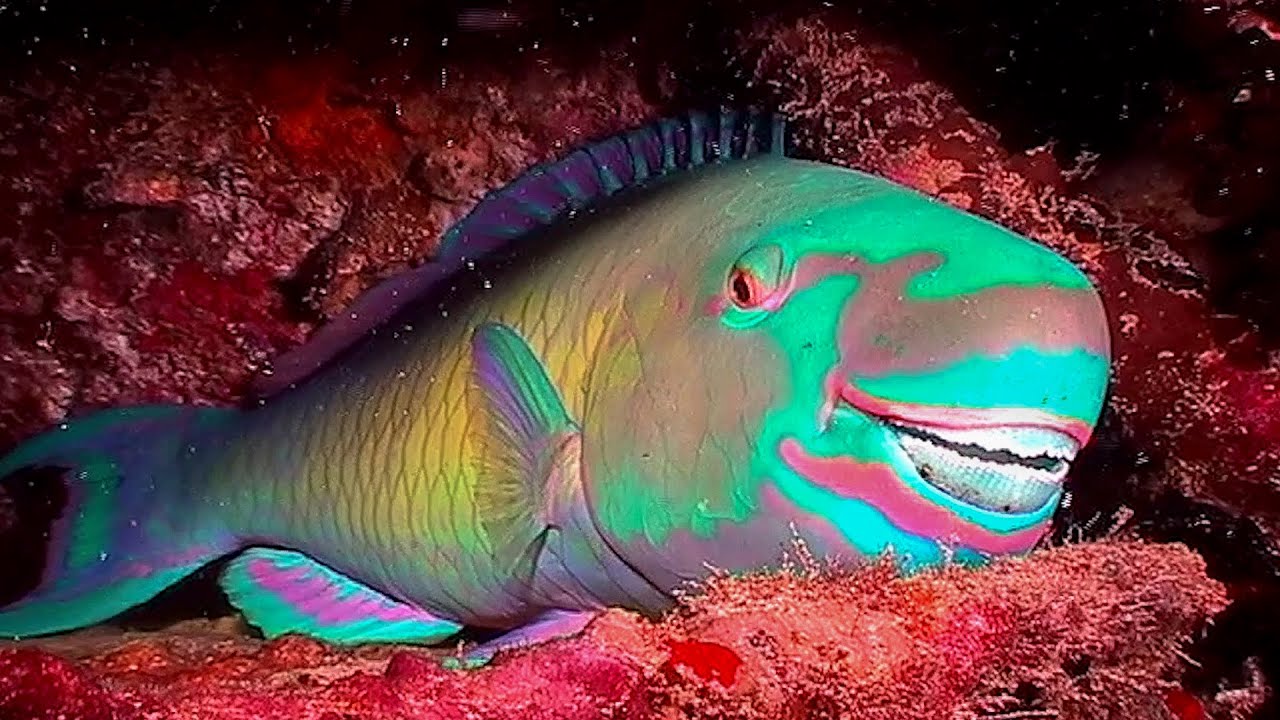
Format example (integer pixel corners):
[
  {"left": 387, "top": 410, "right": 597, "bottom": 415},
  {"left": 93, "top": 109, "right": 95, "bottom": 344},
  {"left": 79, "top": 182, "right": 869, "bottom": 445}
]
[
  {"left": 483, "top": 279, "right": 492, "bottom": 289},
  {"left": 99, "top": 552, "right": 109, "bottom": 562}
]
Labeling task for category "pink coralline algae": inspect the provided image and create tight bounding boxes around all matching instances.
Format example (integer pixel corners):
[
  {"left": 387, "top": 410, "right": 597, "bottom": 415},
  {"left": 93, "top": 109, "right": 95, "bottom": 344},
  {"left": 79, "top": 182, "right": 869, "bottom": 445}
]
[
  {"left": 0, "top": 541, "right": 1228, "bottom": 720},
  {"left": 0, "top": 648, "right": 129, "bottom": 720}
]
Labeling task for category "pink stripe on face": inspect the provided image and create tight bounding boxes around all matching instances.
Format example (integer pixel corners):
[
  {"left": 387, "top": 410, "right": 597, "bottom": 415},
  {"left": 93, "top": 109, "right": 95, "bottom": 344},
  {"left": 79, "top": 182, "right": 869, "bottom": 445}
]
[
  {"left": 779, "top": 438, "right": 1049, "bottom": 555},
  {"left": 838, "top": 382, "right": 1094, "bottom": 447}
]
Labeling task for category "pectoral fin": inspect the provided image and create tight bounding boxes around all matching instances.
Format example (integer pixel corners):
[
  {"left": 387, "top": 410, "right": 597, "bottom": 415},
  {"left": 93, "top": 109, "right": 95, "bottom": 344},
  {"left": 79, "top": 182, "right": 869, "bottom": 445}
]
[{"left": 469, "top": 322, "right": 584, "bottom": 586}]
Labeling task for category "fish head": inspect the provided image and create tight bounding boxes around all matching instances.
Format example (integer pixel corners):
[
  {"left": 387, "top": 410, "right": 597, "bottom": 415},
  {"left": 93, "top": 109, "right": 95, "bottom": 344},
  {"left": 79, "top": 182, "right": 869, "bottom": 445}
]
[
  {"left": 734, "top": 184, "right": 1112, "bottom": 565},
  {"left": 582, "top": 163, "right": 1111, "bottom": 593}
]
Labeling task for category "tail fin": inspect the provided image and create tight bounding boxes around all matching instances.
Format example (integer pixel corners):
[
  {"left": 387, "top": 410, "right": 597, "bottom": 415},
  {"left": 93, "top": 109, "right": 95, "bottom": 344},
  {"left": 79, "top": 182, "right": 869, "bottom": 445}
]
[{"left": 0, "top": 405, "right": 239, "bottom": 639}]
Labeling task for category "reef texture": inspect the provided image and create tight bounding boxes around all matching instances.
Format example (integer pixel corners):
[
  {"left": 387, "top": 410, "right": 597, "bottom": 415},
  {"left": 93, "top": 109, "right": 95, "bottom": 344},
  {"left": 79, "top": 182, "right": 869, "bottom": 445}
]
[
  {"left": 0, "top": 541, "right": 1231, "bottom": 720},
  {"left": 2, "top": 1, "right": 1280, "bottom": 718},
  {"left": 0, "top": 47, "right": 657, "bottom": 441}
]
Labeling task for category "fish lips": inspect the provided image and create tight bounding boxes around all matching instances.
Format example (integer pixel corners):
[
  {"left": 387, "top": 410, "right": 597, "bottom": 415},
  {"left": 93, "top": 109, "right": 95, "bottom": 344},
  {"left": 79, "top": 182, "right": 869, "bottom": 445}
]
[{"left": 837, "top": 384, "right": 1085, "bottom": 516}]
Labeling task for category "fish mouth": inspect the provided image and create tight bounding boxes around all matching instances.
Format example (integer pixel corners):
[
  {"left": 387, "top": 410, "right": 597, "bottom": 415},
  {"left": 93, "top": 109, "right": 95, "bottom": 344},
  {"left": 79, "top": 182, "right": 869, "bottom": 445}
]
[{"left": 837, "top": 385, "right": 1083, "bottom": 515}]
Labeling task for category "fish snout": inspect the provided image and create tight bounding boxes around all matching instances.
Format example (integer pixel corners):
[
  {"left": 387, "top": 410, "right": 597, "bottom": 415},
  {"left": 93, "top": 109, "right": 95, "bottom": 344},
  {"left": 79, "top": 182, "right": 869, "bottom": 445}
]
[{"left": 830, "top": 273, "right": 1111, "bottom": 516}]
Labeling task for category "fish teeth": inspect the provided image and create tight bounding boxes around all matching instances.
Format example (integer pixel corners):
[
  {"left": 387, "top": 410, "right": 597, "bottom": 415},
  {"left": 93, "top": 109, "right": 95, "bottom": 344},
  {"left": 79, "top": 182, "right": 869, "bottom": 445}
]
[
  {"left": 903, "top": 424, "right": 1079, "bottom": 463},
  {"left": 890, "top": 424, "right": 1078, "bottom": 514}
]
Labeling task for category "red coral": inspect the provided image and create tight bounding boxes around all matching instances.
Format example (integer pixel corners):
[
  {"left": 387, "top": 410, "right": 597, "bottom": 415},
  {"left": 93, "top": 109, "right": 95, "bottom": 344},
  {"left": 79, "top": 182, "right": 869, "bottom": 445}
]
[
  {"left": 135, "top": 260, "right": 297, "bottom": 358},
  {"left": 258, "top": 61, "right": 405, "bottom": 177},
  {"left": 1165, "top": 688, "right": 1208, "bottom": 720},
  {"left": 0, "top": 648, "right": 134, "bottom": 720},
  {"left": 660, "top": 639, "right": 743, "bottom": 687}
]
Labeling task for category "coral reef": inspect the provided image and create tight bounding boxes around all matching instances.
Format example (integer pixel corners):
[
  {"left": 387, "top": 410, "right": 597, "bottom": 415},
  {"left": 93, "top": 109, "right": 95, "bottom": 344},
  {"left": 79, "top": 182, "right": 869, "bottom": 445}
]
[
  {"left": 3, "top": 0, "right": 1280, "bottom": 717},
  {"left": 0, "top": 541, "right": 1228, "bottom": 720},
  {"left": 0, "top": 42, "right": 657, "bottom": 450}
]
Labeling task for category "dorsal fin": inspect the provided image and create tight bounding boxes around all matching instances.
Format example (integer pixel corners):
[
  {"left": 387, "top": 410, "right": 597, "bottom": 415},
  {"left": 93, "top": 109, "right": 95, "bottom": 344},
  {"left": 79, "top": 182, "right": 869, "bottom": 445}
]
[{"left": 250, "top": 108, "right": 789, "bottom": 399}]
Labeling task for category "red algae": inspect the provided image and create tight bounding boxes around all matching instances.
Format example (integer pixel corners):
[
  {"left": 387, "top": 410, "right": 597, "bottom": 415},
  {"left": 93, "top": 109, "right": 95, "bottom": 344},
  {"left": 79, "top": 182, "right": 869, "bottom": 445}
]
[
  {"left": 1166, "top": 688, "right": 1209, "bottom": 720},
  {"left": 0, "top": 541, "right": 1225, "bottom": 720},
  {"left": 660, "top": 640, "right": 744, "bottom": 687},
  {"left": 650, "top": 540, "right": 1226, "bottom": 720},
  {"left": 0, "top": 648, "right": 135, "bottom": 720}
]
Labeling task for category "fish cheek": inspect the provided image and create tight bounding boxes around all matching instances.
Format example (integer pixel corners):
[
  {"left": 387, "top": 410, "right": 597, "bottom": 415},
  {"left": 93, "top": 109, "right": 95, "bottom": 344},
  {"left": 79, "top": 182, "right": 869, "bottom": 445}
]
[{"left": 579, "top": 320, "right": 779, "bottom": 553}]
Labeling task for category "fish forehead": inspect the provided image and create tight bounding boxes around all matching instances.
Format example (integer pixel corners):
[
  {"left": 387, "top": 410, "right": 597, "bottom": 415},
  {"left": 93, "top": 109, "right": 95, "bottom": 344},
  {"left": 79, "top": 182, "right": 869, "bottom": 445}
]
[
  {"left": 748, "top": 176, "right": 1109, "bottom": 403},
  {"left": 776, "top": 185, "right": 1091, "bottom": 289},
  {"left": 677, "top": 156, "right": 1095, "bottom": 303}
]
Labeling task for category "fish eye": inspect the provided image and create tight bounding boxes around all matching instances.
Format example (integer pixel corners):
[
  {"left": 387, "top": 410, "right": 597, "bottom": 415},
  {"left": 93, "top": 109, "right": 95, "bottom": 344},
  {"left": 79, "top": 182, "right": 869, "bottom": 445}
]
[
  {"left": 729, "top": 267, "right": 761, "bottom": 308},
  {"left": 726, "top": 243, "right": 787, "bottom": 311}
]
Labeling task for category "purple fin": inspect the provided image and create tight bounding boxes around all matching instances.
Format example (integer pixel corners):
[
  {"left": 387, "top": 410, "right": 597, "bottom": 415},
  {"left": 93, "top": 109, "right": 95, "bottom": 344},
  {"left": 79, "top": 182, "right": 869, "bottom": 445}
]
[
  {"left": 585, "top": 136, "right": 635, "bottom": 193},
  {"left": 438, "top": 107, "right": 785, "bottom": 264},
  {"left": 220, "top": 547, "right": 462, "bottom": 645},
  {"left": 250, "top": 109, "right": 787, "bottom": 398},
  {"left": 444, "top": 609, "right": 599, "bottom": 669},
  {"left": 688, "top": 109, "right": 708, "bottom": 165}
]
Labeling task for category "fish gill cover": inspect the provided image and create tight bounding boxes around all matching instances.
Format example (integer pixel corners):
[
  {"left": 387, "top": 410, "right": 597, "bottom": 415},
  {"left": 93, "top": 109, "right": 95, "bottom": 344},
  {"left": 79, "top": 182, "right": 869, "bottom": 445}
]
[{"left": 0, "top": 0, "right": 1278, "bottom": 718}]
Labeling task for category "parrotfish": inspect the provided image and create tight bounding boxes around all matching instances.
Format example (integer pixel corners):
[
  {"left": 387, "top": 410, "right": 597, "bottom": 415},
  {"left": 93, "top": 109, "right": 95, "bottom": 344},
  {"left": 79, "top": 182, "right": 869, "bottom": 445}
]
[{"left": 0, "top": 110, "right": 1111, "bottom": 664}]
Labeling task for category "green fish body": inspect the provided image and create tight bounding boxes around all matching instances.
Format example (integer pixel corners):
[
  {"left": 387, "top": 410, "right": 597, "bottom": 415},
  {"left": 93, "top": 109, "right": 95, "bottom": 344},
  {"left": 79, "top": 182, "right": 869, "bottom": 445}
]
[{"left": 0, "top": 111, "right": 1111, "bottom": 663}]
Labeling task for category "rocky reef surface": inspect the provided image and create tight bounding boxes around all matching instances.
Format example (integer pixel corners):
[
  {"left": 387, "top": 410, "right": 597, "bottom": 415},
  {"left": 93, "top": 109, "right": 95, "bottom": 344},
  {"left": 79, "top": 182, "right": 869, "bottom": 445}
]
[{"left": 0, "top": 542, "right": 1231, "bottom": 720}]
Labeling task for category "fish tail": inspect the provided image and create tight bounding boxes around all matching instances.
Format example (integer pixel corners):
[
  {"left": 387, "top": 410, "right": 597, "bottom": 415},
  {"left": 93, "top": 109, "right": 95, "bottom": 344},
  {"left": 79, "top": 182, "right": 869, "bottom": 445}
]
[{"left": 0, "top": 405, "right": 240, "bottom": 639}]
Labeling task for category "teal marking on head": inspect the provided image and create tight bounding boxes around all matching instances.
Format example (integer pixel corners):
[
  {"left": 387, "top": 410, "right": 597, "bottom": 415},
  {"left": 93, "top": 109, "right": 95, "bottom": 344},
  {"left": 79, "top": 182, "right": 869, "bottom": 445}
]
[{"left": 853, "top": 347, "right": 1111, "bottom": 427}]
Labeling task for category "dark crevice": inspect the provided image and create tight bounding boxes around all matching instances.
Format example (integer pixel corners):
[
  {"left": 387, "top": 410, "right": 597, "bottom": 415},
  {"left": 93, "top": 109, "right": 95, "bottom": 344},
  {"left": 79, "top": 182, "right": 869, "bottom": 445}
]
[
  {"left": 0, "top": 465, "right": 70, "bottom": 609},
  {"left": 1053, "top": 402, "right": 1280, "bottom": 711}
]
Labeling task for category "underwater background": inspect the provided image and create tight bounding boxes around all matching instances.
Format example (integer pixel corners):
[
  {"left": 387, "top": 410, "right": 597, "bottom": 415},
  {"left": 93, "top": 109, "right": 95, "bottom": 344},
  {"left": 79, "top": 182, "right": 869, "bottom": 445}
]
[{"left": 0, "top": 0, "right": 1279, "bottom": 717}]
